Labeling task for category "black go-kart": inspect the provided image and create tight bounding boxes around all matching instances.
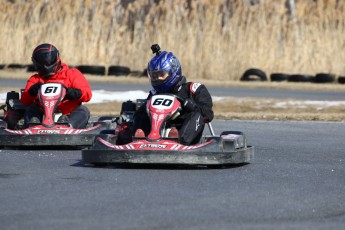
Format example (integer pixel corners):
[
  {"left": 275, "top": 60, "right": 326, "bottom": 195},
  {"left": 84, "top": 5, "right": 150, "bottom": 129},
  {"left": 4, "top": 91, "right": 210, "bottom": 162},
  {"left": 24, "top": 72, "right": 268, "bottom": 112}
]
[{"left": 82, "top": 94, "right": 254, "bottom": 166}]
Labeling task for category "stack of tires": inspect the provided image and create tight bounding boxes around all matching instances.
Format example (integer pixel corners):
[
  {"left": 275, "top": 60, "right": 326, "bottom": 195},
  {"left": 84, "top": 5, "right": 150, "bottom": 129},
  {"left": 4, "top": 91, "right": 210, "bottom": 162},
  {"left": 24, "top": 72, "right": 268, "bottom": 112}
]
[
  {"left": 108, "top": 66, "right": 130, "bottom": 76},
  {"left": 240, "top": 68, "right": 340, "bottom": 84},
  {"left": 74, "top": 65, "right": 145, "bottom": 77}
]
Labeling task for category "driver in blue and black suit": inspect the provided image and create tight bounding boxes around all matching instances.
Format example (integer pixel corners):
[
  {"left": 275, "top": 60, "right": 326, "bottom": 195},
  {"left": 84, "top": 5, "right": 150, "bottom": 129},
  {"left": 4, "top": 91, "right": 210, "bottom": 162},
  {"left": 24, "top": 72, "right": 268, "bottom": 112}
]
[{"left": 131, "top": 44, "right": 214, "bottom": 145}]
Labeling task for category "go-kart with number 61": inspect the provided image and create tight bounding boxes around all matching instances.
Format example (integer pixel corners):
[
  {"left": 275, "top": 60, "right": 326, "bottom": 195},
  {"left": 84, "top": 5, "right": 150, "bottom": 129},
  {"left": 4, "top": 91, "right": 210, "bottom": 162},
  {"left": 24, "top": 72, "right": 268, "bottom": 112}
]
[
  {"left": 0, "top": 82, "right": 114, "bottom": 149},
  {"left": 82, "top": 94, "right": 254, "bottom": 166}
]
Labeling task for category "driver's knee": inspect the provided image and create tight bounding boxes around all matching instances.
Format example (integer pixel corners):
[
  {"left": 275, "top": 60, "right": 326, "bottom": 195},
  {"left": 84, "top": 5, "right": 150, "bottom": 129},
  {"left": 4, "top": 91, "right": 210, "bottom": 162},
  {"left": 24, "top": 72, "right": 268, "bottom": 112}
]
[
  {"left": 23, "top": 103, "right": 43, "bottom": 128},
  {"left": 69, "top": 105, "right": 90, "bottom": 129}
]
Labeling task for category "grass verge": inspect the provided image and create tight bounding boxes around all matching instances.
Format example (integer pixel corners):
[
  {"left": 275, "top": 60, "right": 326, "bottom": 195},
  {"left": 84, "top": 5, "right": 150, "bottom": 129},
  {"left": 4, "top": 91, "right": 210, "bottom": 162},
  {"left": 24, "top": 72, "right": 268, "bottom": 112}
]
[{"left": 1, "top": 70, "right": 345, "bottom": 122}]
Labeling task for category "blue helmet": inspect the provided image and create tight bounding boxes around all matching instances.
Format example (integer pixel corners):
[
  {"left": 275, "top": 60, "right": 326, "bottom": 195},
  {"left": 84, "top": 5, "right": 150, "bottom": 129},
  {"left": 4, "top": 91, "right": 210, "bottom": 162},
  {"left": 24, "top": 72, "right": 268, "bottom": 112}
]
[{"left": 147, "top": 49, "right": 182, "bottom": 93}]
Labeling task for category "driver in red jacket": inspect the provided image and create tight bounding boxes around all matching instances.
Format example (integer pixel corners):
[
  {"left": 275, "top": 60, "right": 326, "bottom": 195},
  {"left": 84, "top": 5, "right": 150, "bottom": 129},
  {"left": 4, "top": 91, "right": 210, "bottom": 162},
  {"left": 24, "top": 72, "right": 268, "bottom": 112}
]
[{"left": 20, "top": 43, "right": 92, "bottom": 128}]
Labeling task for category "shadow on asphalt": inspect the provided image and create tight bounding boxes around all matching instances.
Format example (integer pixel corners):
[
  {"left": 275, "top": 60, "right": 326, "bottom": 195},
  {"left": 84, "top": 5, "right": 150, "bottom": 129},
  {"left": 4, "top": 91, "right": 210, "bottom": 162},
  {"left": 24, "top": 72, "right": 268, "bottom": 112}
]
[{"left": 71, "top": 160, "right": 249, "bottom": 170}]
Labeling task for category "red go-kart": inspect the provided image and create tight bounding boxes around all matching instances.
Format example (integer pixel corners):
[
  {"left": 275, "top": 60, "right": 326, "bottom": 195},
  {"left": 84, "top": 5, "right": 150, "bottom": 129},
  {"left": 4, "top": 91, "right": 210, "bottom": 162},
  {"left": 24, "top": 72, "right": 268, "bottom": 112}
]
[{"left": 0, "top": 83, "right": 113, "bottom": 149}]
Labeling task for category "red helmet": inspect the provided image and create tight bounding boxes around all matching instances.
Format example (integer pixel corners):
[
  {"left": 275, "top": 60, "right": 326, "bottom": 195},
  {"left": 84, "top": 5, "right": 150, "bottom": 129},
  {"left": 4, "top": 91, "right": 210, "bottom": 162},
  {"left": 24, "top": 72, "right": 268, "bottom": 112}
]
[{"left": 31, "top": 43, "right": 61, "bottom": 78}]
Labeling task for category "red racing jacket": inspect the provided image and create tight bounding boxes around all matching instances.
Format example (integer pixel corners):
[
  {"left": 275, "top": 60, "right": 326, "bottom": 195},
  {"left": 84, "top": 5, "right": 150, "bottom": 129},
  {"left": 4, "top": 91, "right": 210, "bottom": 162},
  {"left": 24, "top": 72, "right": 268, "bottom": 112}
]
[{"left": 20, "top": 63, "right": 92, "bottom": 115}]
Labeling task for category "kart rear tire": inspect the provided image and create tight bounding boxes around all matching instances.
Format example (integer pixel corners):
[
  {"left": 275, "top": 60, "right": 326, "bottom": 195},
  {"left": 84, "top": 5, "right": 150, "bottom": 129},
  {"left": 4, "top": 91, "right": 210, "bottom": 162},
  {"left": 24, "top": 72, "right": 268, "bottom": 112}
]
[
  {"left": 97, "top": 116, "right": 116, "bottom": 122},
  {"left": 0, "top": 120, "right": 7, "bottom": 129},
  {"left": 220, "top": 131, "right": 244, "bottom": 136},
  {"left": 121, "top": 100, "right": 137, "bottom": 113},
  {"left": 100, "top": 129, "right": 115, "bottom": 135},
  {"left": 93, "top": 121, "right": 112, "bottom": 129}
]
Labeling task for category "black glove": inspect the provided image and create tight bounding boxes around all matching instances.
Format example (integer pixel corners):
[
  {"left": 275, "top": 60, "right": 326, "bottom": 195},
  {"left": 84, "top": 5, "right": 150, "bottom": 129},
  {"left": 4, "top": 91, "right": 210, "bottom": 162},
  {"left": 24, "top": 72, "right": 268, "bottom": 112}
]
[
  {"left": 64, "top": 88, "right": 82, "bottom": 101},
  {"left": 182, "top": 98, "right": 197, "bottom": 113},
  {"left": 28, "top": 82, "right": 43, "bottom": 97}
]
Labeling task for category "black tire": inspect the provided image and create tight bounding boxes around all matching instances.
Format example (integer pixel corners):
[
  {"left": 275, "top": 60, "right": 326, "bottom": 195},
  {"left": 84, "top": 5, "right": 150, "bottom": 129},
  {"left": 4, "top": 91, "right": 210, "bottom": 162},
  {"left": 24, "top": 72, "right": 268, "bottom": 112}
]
[
  {"left": 338, "top": 76, "right": 345, "bottom": 84},
  {"left": 314, "top": 73, "right": 335, "bottom": 83},
  {"left": 0, "top": 64, "right": 5, "bottom": 69},
  {"left": 143, "top": 68, "right": 148, "bottom": 76},
  {"left": 121, "top": 100, "right": 137, "bottom": 113},
  {"left": 97, "top": 116, "right": 116, "bottom": 121},
  {"left": 270, "top": 73, "right": 289, "bottom": 82},
  {"left": 108, "top": 66, "right": 131, "bottom": 76},
  {"left": 93, "top": 121, "right": 107, "bottom": 126},
  {"left": 0, "top": 120, "right": 7, "bottom": 129},
  {"left": 76, "top": 65, "right": 106, "bottom": 75},
  {"left": 6, "top": 91, "right": 20, "bottom": 102},
  {"left": 135, "top": 99, "right": 146, "bottom": 111},
  {"left": 240, "top": 68, "right": 267, "bottom": 81},
  {"left": 26, "top": 64, "right": 36, "bottom": 72},
  {"left": 220, "top": 131, "right": 244, "bottom": 136},
  {"left": 288, "top": 74, "right": 312, "bottom": 82},
  {"left": 7, "top": 64, "right": 27, "bottom": 69},
  {"left": 100, "top": 129, "right": 115, "bottom": 135}
]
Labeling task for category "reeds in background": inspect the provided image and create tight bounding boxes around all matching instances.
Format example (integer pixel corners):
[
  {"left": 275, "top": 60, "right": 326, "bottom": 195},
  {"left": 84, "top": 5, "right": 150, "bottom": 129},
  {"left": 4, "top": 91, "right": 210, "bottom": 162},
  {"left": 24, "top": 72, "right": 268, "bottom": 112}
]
[{"left": 0, "top": 0, "right": 344, "bottom": 80}]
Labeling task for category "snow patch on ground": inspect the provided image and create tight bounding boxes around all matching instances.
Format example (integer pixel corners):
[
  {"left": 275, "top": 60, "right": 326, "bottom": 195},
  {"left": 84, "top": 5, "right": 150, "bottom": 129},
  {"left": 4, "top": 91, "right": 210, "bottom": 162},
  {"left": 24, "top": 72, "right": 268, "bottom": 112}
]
[{"left": 0, "top": 90, "right": 225, "bottom": 104}]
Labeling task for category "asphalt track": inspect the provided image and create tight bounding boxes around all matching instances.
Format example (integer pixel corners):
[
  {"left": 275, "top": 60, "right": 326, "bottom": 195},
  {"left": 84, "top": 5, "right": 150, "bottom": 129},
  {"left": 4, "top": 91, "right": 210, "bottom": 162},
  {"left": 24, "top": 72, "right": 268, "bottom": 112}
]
[
  {"left": 1, "top": 79, "right": 344, "bottom": 229},
  {"left": 0, "top": 120, "right": 344, "bottom": 230}
]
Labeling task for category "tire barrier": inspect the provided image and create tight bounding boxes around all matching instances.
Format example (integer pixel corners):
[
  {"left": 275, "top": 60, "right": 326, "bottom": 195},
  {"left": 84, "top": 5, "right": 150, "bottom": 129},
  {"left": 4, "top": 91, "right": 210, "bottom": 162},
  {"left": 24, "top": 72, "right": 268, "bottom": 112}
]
[
  {"left": 76, "top": 65, "right": 106, "bottom": 75},
  {"left": 270, "top": 73, "right": 289, "bottom": 82},
  {"left": 7, "top": 64, "right": 27, "bottom": 69},
  {"left": 108, "top": 66, "right": 131, "bottom": 76},
  {"left": 240, "top": 68, "right": 267, "bottom": 81},
  {"left": 338, "top": 76, "right": 345, "bottom": 84},
  {"left": 143, "top": 68, "right": 148, "bottom": 76},
  {"left": 2, "top": 62, "right": 344, "bottom": 85},
  {"left": 287, "top": 74, "right": 314, "bottom": 82},
  {"left": 27, "top": 64, "right": 36, "bottom": 72},
  {"left": 314, "top": 73, "right": 335, "bottom": 83}
]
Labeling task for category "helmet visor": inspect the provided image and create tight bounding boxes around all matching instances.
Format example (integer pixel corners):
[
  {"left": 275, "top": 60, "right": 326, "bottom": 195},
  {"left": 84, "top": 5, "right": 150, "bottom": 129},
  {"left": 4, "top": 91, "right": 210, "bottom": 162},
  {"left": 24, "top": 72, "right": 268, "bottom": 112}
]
[
  {"left": 149, "top": 71, "right": 169, "bottom": 80},
  {"left": 149, "top": 70, "right": 170, "bottom": 86},
  {"left": 32, "top": 56, "right": 60, "bottom": 78}
]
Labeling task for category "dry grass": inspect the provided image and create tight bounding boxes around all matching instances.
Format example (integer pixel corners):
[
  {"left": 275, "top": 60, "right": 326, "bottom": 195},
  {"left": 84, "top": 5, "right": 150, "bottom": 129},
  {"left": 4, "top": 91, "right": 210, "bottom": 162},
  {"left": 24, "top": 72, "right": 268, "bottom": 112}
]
[
  {"left": 1, "top": 0, "right": 345, "bottom": 122},
  {"left": 1, "top": 0, "right": 345, "bottom": 81}
]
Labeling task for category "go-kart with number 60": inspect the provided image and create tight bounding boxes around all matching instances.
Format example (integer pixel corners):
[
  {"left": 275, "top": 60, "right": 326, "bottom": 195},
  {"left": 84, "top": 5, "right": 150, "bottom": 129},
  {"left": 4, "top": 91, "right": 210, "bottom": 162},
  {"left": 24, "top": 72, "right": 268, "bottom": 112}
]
[{"left": 82, "top": 94, "right": 254, "bottom": 166}]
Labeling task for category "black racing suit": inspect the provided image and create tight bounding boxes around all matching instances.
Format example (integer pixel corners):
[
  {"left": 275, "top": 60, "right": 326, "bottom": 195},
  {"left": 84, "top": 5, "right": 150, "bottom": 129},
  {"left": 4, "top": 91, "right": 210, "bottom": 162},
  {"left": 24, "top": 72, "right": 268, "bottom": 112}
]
[{"left": 132, "top": 77, "right": 214, "bottom": 145}]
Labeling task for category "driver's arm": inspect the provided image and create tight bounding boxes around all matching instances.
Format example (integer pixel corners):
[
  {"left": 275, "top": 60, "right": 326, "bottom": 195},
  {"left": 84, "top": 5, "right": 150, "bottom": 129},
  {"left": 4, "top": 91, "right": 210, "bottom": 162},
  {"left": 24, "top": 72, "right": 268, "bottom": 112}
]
[{"left": 20, "top": 75, "right": 42, "bottom": 106}]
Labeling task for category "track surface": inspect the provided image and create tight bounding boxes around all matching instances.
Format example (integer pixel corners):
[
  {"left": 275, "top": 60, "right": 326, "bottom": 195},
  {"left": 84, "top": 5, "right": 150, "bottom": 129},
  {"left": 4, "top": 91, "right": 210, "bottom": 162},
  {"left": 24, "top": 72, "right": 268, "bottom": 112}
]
[{"left": 1, "top": 120, "right": 344, "bottom": 230}]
